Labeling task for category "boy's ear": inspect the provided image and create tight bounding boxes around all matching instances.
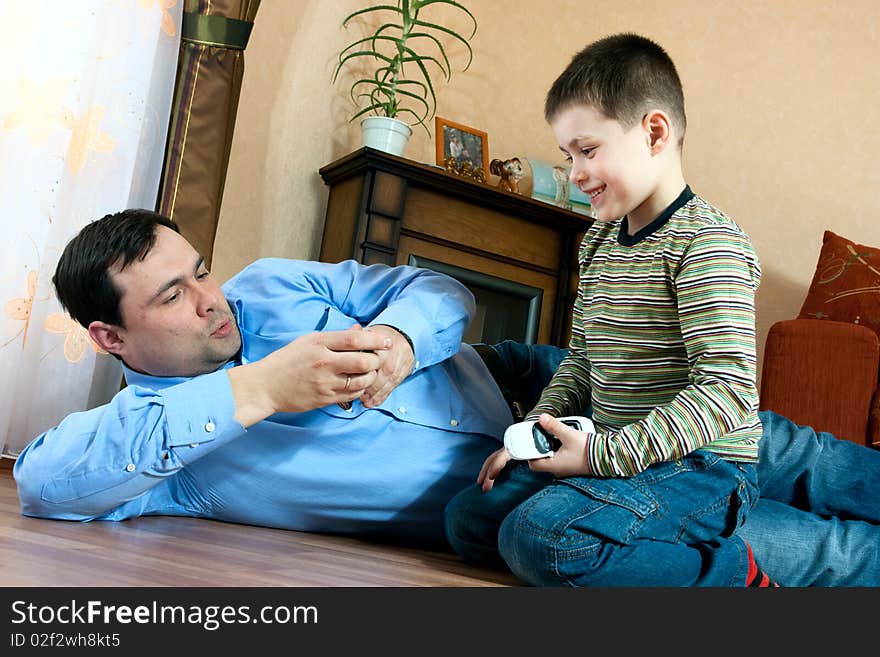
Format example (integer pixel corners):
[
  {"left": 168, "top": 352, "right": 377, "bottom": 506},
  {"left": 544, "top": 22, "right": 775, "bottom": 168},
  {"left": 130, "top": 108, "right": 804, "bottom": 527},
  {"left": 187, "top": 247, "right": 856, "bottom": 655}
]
[
  {"left": 88, "top": 321, "right": 125, "bottom": 356},
  {"left": 643, "top": 110, "right": 673, "bottom": 154}
]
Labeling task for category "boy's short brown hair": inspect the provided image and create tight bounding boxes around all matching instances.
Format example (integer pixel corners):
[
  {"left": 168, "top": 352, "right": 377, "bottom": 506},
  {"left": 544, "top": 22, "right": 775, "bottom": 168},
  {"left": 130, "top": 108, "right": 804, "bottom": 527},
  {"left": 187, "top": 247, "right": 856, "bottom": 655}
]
[{"left": 545, "top": 33, "right": 687, "bottom": 147}]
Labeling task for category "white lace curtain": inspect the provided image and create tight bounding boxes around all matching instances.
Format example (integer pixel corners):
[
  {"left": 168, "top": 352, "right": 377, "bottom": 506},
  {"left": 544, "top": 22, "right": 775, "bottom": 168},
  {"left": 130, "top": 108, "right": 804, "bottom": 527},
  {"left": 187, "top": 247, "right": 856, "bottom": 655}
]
[{"left": 0, "top": 0, "right": 181, "bottom": 458}]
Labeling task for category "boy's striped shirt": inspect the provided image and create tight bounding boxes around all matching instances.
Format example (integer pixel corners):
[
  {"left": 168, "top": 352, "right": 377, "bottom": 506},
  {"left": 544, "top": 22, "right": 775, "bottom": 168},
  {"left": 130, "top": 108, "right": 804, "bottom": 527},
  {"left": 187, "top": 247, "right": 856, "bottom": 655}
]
[{"left": 529, "top": 187, "right": 763, "bottom": 477}]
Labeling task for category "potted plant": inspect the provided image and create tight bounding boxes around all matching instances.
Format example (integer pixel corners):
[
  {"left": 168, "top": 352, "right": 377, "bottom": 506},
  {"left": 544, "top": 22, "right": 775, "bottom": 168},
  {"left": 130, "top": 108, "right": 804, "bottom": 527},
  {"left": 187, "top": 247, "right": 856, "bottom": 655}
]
[{"left": 333, "top": 0, "right": 477, "bottom": 156}]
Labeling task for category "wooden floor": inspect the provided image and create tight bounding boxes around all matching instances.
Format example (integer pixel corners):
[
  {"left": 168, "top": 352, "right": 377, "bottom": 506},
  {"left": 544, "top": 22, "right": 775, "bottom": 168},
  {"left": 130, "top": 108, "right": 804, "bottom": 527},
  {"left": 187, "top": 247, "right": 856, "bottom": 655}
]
[{"left": 0, "top": 459, "right": 517, "bottom": 587}]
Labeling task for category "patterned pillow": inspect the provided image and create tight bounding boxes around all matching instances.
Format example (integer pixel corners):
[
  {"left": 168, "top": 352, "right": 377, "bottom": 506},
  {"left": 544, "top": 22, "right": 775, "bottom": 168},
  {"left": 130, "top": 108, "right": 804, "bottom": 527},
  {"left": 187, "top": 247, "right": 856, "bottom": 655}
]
[{"left": 798, "top": 230, "right": 880, "bottom": 339}]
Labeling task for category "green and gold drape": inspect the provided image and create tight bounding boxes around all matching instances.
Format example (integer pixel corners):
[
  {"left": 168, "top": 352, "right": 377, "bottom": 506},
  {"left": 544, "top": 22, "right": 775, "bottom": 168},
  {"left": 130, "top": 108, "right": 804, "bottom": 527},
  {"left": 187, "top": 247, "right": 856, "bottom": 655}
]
[{"left": 158, "top": 0, "right": 261, "bottom": 268}]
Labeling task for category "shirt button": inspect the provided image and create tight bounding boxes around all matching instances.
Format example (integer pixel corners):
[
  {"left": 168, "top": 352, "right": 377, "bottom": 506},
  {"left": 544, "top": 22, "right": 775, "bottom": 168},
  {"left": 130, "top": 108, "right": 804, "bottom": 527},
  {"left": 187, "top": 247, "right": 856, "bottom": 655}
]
[
  {"left": 205, "top": 421, "right": 215, "bottom": 432},
  {"left": 450, "top": 419, "right": 459, "bottom": 427},
  {"left": 125, "top": 463, "right": 135, "bottom": 472},
  {"left": 415, "top": 361, "right": 420, "bottom": 369},
  {"left": 398, "top": 407, "right": 407, "bottom": 414}
]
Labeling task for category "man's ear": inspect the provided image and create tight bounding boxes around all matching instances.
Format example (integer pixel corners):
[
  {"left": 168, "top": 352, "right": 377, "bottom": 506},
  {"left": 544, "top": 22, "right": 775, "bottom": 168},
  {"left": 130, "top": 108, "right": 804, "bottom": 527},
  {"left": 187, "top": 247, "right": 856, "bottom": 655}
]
[
  {"left": 643, "top": 110, "right": 673, "bottom": 154},
  {"left": 88, "top": 321, "right": 125, "bottom": 356}
]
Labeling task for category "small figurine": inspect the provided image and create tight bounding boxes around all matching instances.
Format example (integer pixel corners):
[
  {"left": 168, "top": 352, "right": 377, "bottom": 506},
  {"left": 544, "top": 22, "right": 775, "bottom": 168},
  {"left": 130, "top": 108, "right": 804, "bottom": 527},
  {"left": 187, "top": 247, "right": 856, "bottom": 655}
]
[
  {"left": 444, "top": 155, "right": 487, "bottom": 183},
  {"left": 552, "top": 165, "right": 572, "bottom": 209},
  {"left": 489, "top": 157, "right": 525, "bottom": 194}
]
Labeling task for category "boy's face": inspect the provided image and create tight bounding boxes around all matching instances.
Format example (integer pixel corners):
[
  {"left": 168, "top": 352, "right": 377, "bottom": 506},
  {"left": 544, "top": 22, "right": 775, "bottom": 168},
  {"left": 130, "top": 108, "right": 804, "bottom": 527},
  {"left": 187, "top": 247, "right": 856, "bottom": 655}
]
[
  {"left": 551, "top": 104, "right": 662, "bottom": 226},
  {"left": 94, "top": 226, "right": 242, "bottom": 377}
]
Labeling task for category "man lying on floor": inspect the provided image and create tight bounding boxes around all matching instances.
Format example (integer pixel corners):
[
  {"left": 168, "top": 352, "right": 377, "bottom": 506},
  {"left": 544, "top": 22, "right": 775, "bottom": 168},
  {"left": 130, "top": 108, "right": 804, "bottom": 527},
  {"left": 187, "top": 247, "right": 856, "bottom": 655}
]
[{"left": 14, "top": 209, "right": 880, "bottom": 586}]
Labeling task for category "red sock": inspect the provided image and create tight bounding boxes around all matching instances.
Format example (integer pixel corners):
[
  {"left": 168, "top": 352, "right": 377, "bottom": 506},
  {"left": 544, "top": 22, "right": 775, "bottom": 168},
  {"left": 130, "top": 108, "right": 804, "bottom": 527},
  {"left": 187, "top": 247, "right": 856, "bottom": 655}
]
[{"left": 745, "top": 542, "right": 780, "bottom": 587}]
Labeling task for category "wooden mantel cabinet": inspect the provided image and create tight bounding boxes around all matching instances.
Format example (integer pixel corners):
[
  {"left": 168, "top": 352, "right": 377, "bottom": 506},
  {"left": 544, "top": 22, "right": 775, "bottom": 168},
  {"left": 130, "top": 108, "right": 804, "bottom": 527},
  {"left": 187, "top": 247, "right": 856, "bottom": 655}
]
[{"left": 318, "top": 147, "right": 593, "bottom": 347}]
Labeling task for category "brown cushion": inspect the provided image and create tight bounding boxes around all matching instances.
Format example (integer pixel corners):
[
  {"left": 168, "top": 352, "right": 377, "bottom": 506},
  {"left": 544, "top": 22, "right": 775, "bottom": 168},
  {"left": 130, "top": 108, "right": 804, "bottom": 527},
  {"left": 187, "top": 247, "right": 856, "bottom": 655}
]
[{"left": 798, "top": 230, "right": 880, "bottom": 340}]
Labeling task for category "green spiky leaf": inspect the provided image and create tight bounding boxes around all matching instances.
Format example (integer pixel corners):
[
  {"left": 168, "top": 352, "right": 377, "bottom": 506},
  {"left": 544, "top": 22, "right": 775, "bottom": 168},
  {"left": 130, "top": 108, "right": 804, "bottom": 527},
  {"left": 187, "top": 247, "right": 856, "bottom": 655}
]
[{"left": 333, "top": 0, "right": 478, "bottom": 133}]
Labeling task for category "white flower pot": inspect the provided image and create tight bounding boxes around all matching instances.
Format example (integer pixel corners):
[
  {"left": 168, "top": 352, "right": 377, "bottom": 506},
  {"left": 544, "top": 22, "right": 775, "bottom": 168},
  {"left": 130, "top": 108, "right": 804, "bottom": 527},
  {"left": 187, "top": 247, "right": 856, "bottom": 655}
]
[{"left": 361, "top": 116, "right": 412, "bottom": 156}]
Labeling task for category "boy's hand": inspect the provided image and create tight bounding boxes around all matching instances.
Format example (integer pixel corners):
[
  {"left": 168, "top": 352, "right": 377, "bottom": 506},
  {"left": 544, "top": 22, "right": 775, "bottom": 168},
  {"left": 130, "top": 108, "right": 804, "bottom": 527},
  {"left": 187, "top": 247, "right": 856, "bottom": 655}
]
[
  {"left": 478, "top": 446, "right": 512, "bottom": 492},
  {"left": 360, "top": 325, "right": 414, "bottom": 408},
  {"left": 528, "top": 414, "right": 594, "bottom": 478}
]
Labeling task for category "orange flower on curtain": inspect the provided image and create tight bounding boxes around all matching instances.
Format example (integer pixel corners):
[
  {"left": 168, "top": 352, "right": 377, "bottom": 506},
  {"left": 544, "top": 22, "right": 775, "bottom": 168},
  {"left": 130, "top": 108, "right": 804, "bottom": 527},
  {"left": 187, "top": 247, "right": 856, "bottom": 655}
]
[
  {"left": 2, "top": 269, "right": 37, "bottom": 348},
  {"left": 4, "top": 78, "right": 116, "bottom": 174},
  {"left": 3, "top": 78, "right": 71, "bottom": 146},
  {"left": 62, "top": 105, "right": 116, "bottom": 174},
  {"left": 138, "top": 0, "right": 179, "bottom": 37},
  {"left": 44, "top": 313, "right": 107, "bottom": 363}
]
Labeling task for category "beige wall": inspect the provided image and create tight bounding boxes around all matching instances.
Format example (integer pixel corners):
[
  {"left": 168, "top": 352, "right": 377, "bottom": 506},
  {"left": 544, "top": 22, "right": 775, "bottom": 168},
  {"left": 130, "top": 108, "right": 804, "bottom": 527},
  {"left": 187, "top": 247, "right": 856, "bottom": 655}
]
[{"left": 216, "top": 0, "right": 880, "bottom": 376}]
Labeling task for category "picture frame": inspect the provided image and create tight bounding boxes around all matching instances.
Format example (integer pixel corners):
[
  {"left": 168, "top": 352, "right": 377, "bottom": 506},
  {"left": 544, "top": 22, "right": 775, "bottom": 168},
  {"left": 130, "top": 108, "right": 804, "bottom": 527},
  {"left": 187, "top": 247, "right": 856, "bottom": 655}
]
[{"left": 435, "top": 117, "right": 489, "bottom": 174}]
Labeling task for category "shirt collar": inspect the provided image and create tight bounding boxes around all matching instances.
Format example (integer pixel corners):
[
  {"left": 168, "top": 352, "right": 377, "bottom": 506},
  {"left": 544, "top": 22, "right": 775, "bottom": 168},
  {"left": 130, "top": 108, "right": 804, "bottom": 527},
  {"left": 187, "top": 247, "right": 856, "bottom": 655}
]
[{"left": 618, "top": 185, "right": 694, "bottom": 246}]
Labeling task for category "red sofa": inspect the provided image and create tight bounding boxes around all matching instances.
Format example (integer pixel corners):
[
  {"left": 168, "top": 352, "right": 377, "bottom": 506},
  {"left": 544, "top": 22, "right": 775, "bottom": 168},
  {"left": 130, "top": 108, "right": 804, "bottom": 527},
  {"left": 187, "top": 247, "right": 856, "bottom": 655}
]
[{"left": 759, "top": 318, "right": 880, "bottom": 448}]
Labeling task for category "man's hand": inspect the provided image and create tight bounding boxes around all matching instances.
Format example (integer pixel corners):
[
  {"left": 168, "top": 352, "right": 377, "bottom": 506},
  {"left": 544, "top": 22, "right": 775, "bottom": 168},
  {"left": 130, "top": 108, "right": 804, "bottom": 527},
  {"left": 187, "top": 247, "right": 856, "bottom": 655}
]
[
  {"left": 360, "top": 324, "right": 414, "bottom": 408},
  {"left": 528, "top": 414, "right": 593, "bottom": 478},
  {"left": 477, "top": 446, "right": 512, "bottom": 492},
  {"left": 229, "top": 326, "right": 390, "bottom": 426}
]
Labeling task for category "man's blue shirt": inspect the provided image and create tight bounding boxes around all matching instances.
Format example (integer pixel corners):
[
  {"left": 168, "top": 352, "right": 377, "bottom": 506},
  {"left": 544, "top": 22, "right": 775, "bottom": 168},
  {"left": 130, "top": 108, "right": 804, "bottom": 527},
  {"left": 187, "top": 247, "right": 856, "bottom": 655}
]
[{"left": 14, "top": 259, "right": 511, "bottom": 545}]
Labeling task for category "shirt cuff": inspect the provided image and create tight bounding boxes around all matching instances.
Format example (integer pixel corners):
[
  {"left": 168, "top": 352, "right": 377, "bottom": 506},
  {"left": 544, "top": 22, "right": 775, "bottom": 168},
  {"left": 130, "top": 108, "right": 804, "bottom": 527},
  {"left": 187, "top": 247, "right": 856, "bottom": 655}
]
[
  {"left": 160, "top": 369, "right": 245, "bottom": 464},
  {"left": 369, "top": 308, "right": 434, "bottom": 372}
]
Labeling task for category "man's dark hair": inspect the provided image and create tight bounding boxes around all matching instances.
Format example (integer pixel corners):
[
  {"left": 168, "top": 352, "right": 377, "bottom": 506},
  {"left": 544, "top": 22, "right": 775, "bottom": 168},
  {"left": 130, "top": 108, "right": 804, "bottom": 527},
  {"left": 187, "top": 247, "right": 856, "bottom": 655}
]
[
  {"left": 53, "top": 209, "right": 180, "bottom": 328},
  {"left": 545, "top": 33, "right": 687, "bottom": 147}
]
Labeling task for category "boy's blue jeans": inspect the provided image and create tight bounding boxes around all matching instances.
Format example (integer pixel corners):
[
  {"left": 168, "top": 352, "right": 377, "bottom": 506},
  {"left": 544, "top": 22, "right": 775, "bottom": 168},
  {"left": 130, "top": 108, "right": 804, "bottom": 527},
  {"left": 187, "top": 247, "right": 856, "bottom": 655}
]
[{"left": 448, "top": 340, "right": 880, "bottom": 586}]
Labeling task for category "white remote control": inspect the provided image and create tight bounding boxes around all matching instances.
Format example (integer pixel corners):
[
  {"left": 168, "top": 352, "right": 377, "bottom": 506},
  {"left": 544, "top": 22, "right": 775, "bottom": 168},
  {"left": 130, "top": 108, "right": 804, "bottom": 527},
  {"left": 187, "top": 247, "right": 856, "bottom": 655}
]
[{"left": 503, "top": 416, "right": 595, "bottom": 460}]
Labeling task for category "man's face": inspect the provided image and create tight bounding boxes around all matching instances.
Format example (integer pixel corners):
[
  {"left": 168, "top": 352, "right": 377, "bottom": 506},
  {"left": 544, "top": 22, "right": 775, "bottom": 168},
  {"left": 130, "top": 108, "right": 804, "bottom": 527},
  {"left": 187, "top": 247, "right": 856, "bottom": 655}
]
[{"left": 104, "top": 226, "right": 242, "bottom": 377}]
